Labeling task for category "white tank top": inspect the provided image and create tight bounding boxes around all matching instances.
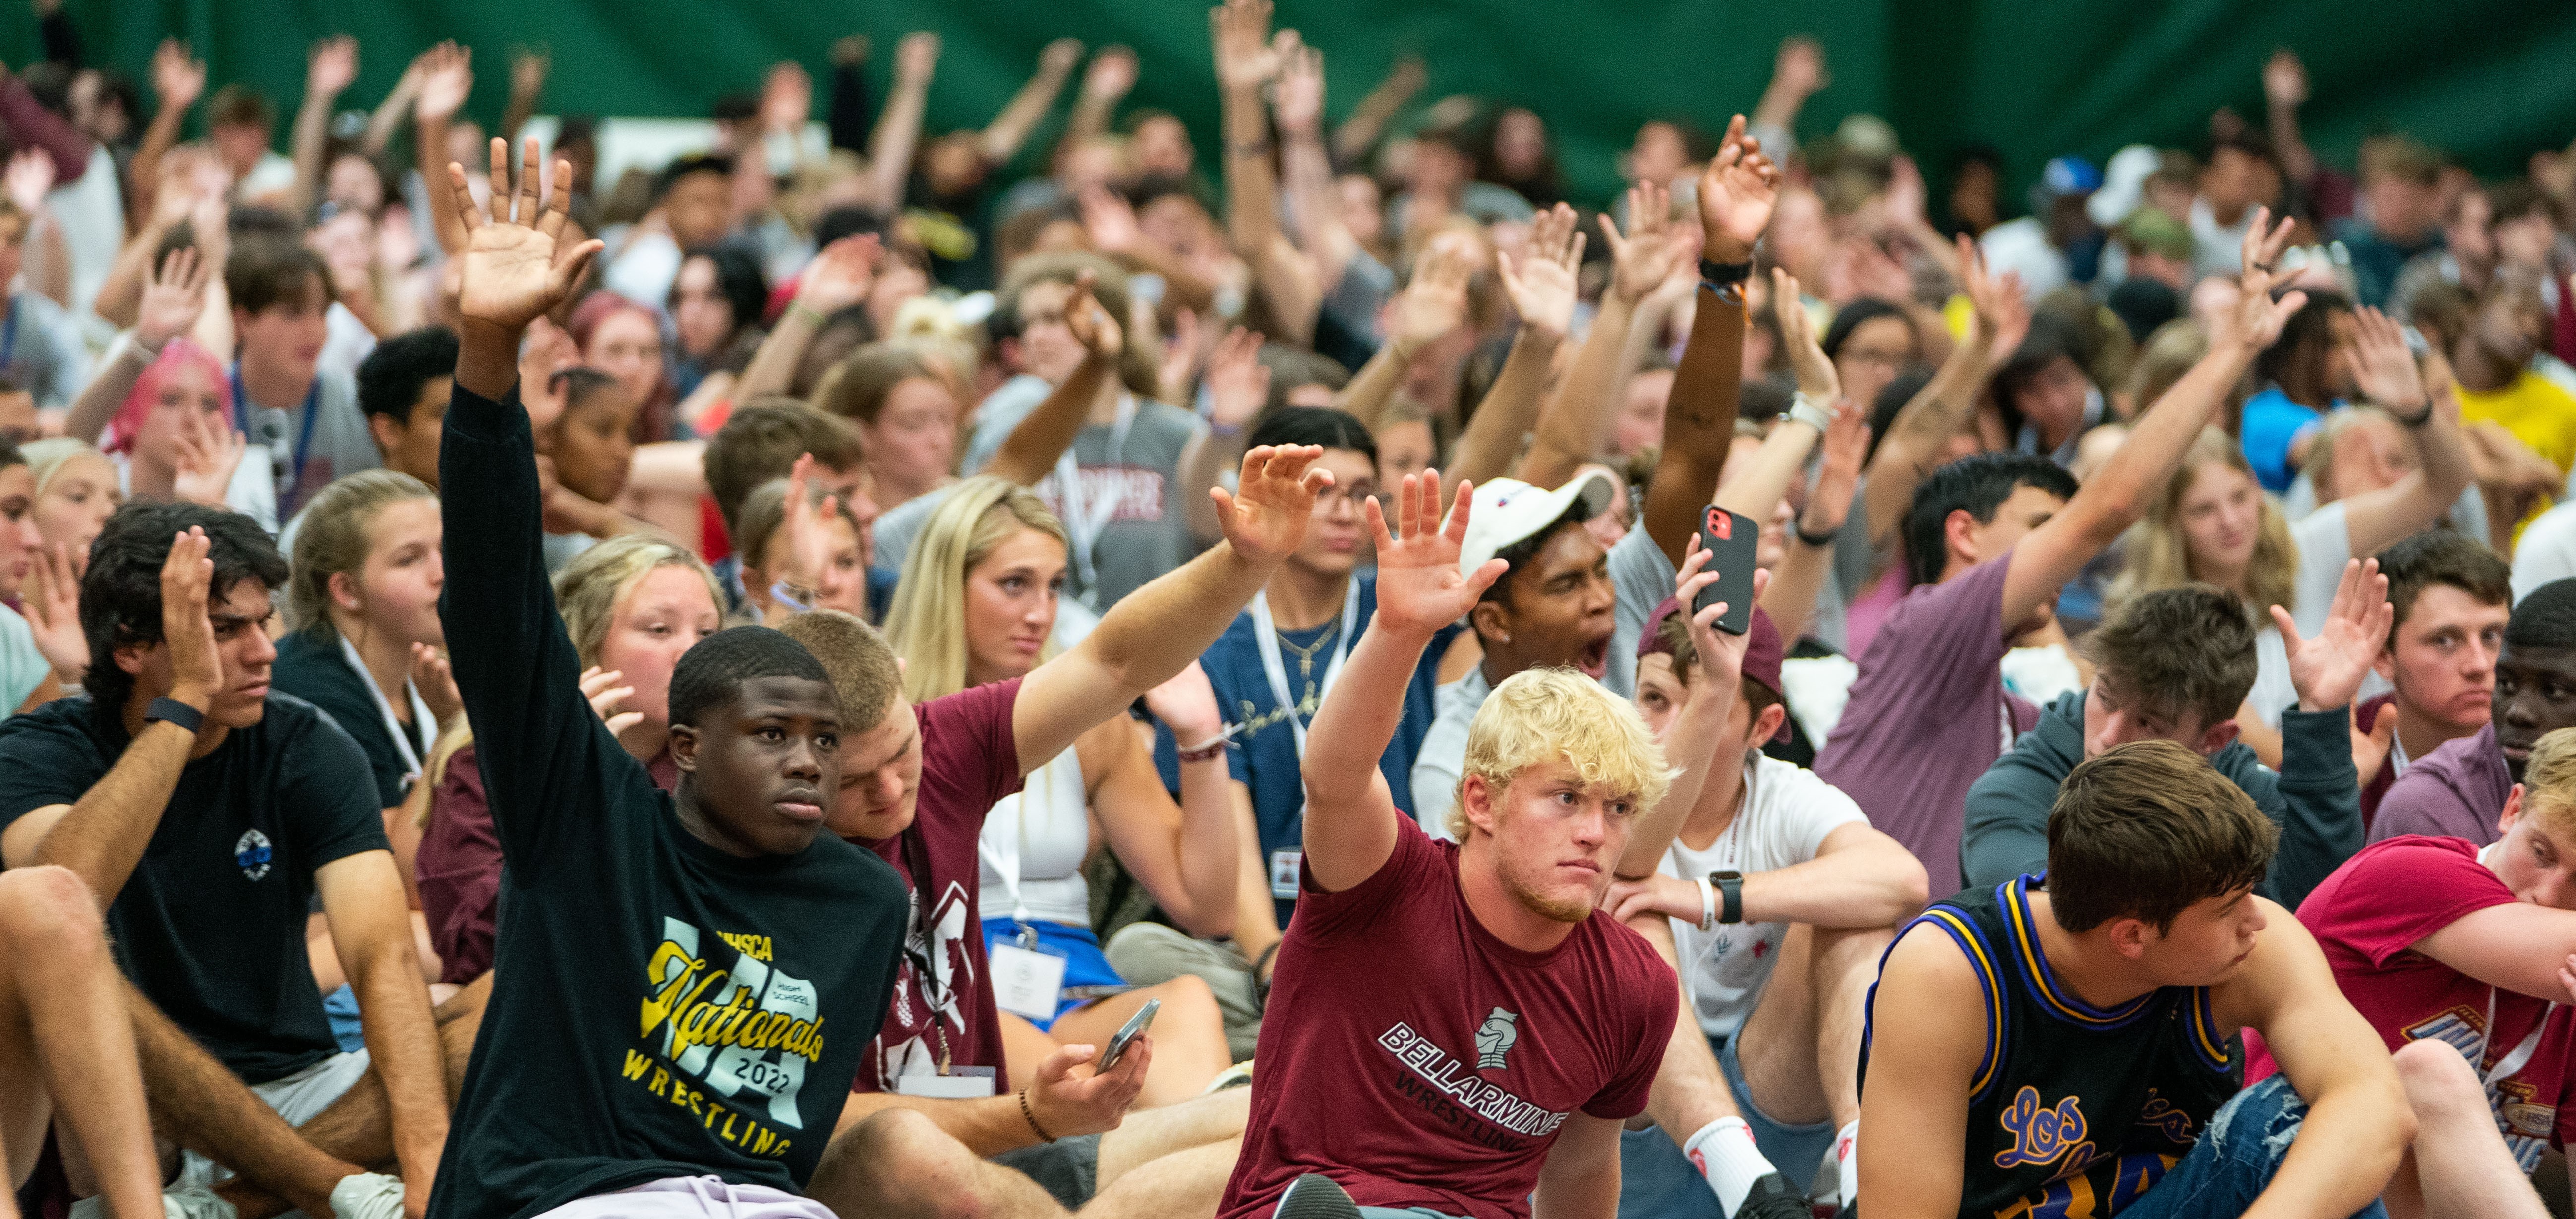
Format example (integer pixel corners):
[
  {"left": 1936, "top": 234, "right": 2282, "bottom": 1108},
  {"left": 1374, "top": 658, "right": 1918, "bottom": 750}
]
[{"left": 976, "top": 747, "right": 1094, "bottom": 928}]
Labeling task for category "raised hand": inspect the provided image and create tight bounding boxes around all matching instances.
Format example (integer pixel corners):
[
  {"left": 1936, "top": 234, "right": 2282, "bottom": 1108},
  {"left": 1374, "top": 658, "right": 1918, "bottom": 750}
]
[
  {"left": 795, "top": 233, "right": 883, "bottom": 315},
  {"left": 761, "top": 61, "right": 813, "bottom": 133},
  {"left": 1272, "top": 43, "right": 1323, "bottom": 135},
  {"left": 831, "top": 35, "right": 872, "bottom": 68},
  {"left": 412, "top": 642, "right": 463, "bottom": 727},
  {"left": 1084, "top": 45, "right": 1139, "bottom": 101},
  {"left": 774, "top": 453, "right": 842, "bottom": 594},
  {"left": 1211, "top": 0, "right": 1283, "bottom": 90},
  {"left": 159, "top": 528, "right": 223, "bottom": 708},
  {"left": 1496, "top": 203, "right": 1584, "bottom": 340},
  {"left": 1060, "top": 269, "right": 1125, "bottom": 361},
  {"left": 2275, "top": 557, "right": 2394, "bottom": 713},
  {"left": 1391, "top": 242, "right": 1470, "bottom": 352},
  {"left": 1156, "top": 307, "right": 1204, "bottom": 405},
  {"left": 2, "top": 149, "right": 51, "bottom": 217},
  {"left": 24, "top": 543, "right": 85, "bottom": 680},
  {"left": 1600, "top": 181, "right": 1685, "bottom": 305},
  {"left": 154, "top": 39, "right": 207, "bottom": 112},
  {"left": 1959, "top": 236, "right": 2030, "bottom": 355},
  {"left": 1696, "top": 115, "right": 1783, "bottom": 263},
  {"left": 1039, "top": 37, "right": 1085, "bottom": 79},
  {"left": 1771, "top": 268, "right": 1840, "bottom": 404},
  {"left": 2349, "top": 305, "right": 2429, "bottom": 416},
  {"left": 415, "top": 42, "right": 473, "bottom": 123},
  {"left": 578, "top": 666, "right": 644, "bottom": 736},
  {"left": 1801, "top": 397, "right": 1871, "bottom": 539},
  {"left": 510, "top": 46, "right": 550, "bottom": 99},
  {"left": 1671, "top": 539, "right": 1771, "bottom": 694},
  {"left": 1206, "top": 327, "right": 1271, "bottom": 433},
  {"left": 2352, "top": 700, "right": 2397, "bottom": 788},
  {"left": 1076, "top": 185, "right": 1144, "bottom": 254},
  {"left": 1886, "top": 154, "right": 1928, "bottom": 229},
  {"left": 2263, "top": 48, "right": 2309, "bottom": 109},
  {"left": 1772, "top": 36, "right": 1829, "bottom": 98},
  {"left": 516, "top": 317, "right": 580, "bottom": 433},
  {"left": 895, "top": 32, "right": 941, "bottom": 84},
  {"left": 1215, "top": 444, "right": 1330, "bottom": 565},
  {"left": 1143, "top": 661, "right": 1225, "bottom": 746},
  {"left": 172, "top": 416, "right": 246, "bottom": 507},
  {"left": 2221, "top": 207, "right": 2308, "bottom": 353},
  {"left": 1366, "top": 471, "right": 1506, "bottom": 636},
  {"left": 307, "top": 35, "right": 358, "bottom": 99},
  {"left": 448, "top": 138, "right": 604, "bottom": 335}
]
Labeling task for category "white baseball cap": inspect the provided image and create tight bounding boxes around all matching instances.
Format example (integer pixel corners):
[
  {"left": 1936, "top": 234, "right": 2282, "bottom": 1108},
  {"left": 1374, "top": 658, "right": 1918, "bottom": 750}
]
[{"left": 1457, "top": 470, "right": 1617, "bottom": 579}]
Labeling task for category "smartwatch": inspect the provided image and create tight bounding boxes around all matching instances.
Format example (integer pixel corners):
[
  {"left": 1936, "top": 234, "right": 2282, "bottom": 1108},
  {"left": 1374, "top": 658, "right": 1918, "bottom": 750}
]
[
  {"left": 1710, "top": 871, "right": 1745, "bottom": 925},
  {"left": 145, "top": 697, "right": 205, "bottom": 735},
  {"left": 1699, "top": 257, "right": 1754, "bottom": 288}
]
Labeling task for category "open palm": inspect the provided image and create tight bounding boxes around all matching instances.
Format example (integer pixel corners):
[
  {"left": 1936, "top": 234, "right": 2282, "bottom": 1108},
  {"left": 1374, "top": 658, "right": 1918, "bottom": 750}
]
[
  {"left": 2275, "top": 558, "right": 2393, "bottom": 712},
  {"left": 1696, "top": 115, "right": 1782, "bottom": 260},
  {"left": 1215, "top": 444, "right": 1330, "bottom": 565},
  {"left": 450, "top": 138, "right": 601, "bottom": 333},
  {"left": 1369, "top": 472, "right": 1506, "bottom": 636}
]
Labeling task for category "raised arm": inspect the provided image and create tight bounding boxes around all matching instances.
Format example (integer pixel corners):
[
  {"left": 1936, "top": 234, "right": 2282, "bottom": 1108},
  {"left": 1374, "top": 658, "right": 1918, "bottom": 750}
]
[
  {"left": 2221, "top": 903, "right": 2412, "bottom": 1219},
  {"left": 1766, "top": 389, "right": 1869, "bottom": 643},
  {"left": 287, "top": 36, "right": 357, "bottom": 218},
  {"left": 1614, "top": 548, "right": 1767, "bottom": 876},
  {"left": 439, "top": 139, "right": 610, "bottom": 868},
  {"left": 1056, "top": 46, "right": 1133, "bottom": 167},
  {"left": 412, "top": 43, "right": 475, "bottom": 256},
  {"left": 1014, "top": 445, "right": 1327, "bottom": 771},
  {"left": 979, "top": 39, "right": 1081, "bottom": 168},
  {"left": 1641, "top": 118, "right": 1779, "bottom": 568},
  {"left": 1998, "top": 211, "right": 2307, "bottom": 630},
  {"left": 1273, "top": 45, "right": 1354, "bottom": 290},
  {"left": 2263, "top": 50, "right": 2319, "bottom": 188},
  {"left": 1303, "top": 473, "right": 1505, "bottom": 892},
  {"left": 1329, "top": 55, "right": 1423, "bottom": 169},
  {"left": 983, "top": 270, "right": 1121, "bottom": 485},
  {"left": 2262, "top": 559, "right": 2384, "bottom": 902},
  {"left": 1709, "top": 268, "right": 1846, "bottom": 523},
  {"left": 360, "top": 51, "right": 427, "bottom": 157},
  {"left": 1519, "top": 183, "right": 1688, "bottom": 491},
  {"left": 865, "top": 34, "right": 938, "bottom": 214},
  {"left": 0, "top": 531, "right": 219, "bottom": 896},
  {"left": 497, "top": 47, "right": 550, "bottom": 146},
  {"left": 1448, "top": 203, "right": 1581, "bottom": 494},
  {"left": 738, "top": 233, "right": 879, "bottom": 401},
  {"left": 130, "top": 41, "right": 204, "bottom": 226},
  {"left": 1214, "top": 0, "right": 1286, "bottom": 262},
  {"left": 1859, "top": 237, "right": 2018, "bottom": 550},
  {"left": 1093, "top": 664, "right": 1239, "bottom": 938},
  {"left": 825, "top": 36, "right": 874, "bottom": 154},
  {"left": 1746, "top": 37, "right": 1826, "bottom": 161},
  {"left": 1331, "top": 242, "right": 1467, "bottom": 433},
  {"left": 66, "top": 247, "right": 206, "bottom": 446},
  {"left": 2338, "top": 305, "right": 2473, "bottom": 556}
]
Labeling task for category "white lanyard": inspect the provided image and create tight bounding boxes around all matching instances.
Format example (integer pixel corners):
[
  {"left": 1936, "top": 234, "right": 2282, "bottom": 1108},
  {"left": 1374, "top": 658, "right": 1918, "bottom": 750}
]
[
  {"left": 1054, "top": 396, "right": 1137, "bottom": 608},
  {"left": 337, "top": 634, "right": 435, "bottom": 790},
  {"left": 1249, "top": 578, "right": 1361, "bottom": 758},
  {"left": 2480, "top": 989, "right": 2554, "bottom": 1088},
  {"left": 977, "top": 751, "right": 1070, "bottom": 930}
]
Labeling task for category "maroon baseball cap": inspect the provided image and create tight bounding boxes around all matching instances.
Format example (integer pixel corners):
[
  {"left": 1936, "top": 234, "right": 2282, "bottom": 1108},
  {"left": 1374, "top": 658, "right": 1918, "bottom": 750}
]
[{"left": 1638, "top": 597, "right": 1785, "bottom": 704}]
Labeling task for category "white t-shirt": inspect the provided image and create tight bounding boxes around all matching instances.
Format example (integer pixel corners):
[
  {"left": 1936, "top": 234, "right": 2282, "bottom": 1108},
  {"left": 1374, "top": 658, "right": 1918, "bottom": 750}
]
[
  {"left": 2514, "top": 501, "right": 2576, "bottom": 604},
  {"left": 2247, "top": 501, "right": 2391, "bottom": 725},
  {"left": 1657, "top": 753, "right": 1868, "bottom": 1039}
]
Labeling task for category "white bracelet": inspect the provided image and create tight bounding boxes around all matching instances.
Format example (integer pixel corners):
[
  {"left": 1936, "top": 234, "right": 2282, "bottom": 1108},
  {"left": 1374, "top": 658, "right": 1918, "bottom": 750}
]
[
  {"left": 1786, "top": 391, "right": 1835, "bottom": 433},
  {"left": 1696, "top": 877, "right": 1718, "bottom": 933}
]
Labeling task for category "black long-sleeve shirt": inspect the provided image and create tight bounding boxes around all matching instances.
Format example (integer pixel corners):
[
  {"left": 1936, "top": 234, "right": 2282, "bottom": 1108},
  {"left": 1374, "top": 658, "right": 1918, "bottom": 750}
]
[{"left": 427, "top": 376, "right": 906, "bottom": 1219}]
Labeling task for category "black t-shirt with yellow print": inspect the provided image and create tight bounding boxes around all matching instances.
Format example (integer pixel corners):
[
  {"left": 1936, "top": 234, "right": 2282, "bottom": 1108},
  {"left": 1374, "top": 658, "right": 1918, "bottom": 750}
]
[{"left": 428, "top": 377, "right": 907, "bottom": 1219}]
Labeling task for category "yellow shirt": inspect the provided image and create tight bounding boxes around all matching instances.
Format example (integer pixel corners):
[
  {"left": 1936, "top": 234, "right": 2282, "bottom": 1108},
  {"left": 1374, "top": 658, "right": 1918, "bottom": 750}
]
[{"left": 2456, "top": 371, "right": 2576, "bottom": 544}]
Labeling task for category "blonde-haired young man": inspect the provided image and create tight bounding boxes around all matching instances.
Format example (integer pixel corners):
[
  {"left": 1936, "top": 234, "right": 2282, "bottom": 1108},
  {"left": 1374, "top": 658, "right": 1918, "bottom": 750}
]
[
  {"left": 2246, "top": 726, "right": 2576, "bottom": 1216},
  {"left": 1216, "top": 473, "right": 1683, "bottom": 1219}
]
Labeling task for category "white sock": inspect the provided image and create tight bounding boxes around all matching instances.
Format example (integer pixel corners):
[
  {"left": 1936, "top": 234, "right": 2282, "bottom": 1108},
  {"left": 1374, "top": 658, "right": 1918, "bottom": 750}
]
[
  {"left": 1827, "top": 1120, "right": 1860, "bottom": 1204},
  {"left": 1683, "top": 1116, "right": 1775, "bottom": 1215}
]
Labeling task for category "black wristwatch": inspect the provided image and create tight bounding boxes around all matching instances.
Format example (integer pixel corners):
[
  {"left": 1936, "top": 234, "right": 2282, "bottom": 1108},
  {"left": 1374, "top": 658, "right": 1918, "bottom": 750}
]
[
  {"left": 1795, "top": 519, "right": 1840, "bottom": 548},
  {"left": 1710, "top": 870, "right": 1745, "bottom": 925},
  {"left": 1699, "top": 256, "right": 1754, "bottom": 287},
  {"left": 145, "top": 697, "right": 205, "bottom": 734}
]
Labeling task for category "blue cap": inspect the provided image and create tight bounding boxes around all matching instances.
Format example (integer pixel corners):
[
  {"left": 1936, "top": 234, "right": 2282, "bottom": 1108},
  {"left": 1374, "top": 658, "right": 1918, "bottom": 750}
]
[{"left": 2041, "top": 156, "right": 2103, "bottom": 197}]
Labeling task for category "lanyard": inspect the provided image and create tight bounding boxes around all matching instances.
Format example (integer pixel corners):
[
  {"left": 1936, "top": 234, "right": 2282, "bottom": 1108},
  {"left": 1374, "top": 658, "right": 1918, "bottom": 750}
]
[
  {"left": 337, "top": 634, "right": 435, "bottom": 788},
  {"left": 975, "top": 749, "right": 1077, "bottom": 931},
  {"left": 232, "top": 365, "right": 322, "bottom": 506},
  {"left": 2480, "top": 989, "right": 2554, "bottom": 1089},
  {"left": 1249, "top": 579, "right": 1361, "bottom": 759},
  {"left": 1054, "top": 396, "right": 1136, "bottom": 608},
  {"left": 0, "top": 294, "right": 20, "bottom": 372}
]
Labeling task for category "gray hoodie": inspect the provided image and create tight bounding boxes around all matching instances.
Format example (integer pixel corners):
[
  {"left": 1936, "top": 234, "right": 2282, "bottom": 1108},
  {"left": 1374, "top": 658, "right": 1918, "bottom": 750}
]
[{"left": 1961, "top": 690, "right": 2363, "bottom": 909}]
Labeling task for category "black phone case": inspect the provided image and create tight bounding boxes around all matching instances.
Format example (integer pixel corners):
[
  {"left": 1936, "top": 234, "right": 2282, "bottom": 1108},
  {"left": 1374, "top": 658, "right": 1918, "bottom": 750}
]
[{"left": 1693, "top": 506, "right": 1759, "bottom": 635}]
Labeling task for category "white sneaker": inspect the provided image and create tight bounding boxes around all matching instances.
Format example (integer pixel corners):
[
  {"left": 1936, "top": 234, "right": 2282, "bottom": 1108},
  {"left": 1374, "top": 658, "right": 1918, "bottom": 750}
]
[
  {"left": 67, "top": 1187, "right": 239, "bottom": 1219},
  {"left": 327, "top": 1173, "right": 407, "bottom": 1219}
]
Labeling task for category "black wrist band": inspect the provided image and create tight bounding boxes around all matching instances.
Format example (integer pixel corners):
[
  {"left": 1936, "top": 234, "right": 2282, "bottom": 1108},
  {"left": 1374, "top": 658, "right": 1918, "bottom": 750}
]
[
  {"left": 1713, "top": 871, "right": 1744, "bottom": 925},
  {"left": 145, "top": 697, "right": 204, "bottom": 734},
  {"left": 1795, "top": 521, "right": 1839, "bottom": 548},
  {"left": 1699, "top": 257, "right": 1753, "bottom": 287},
  {"left": 2394, "top": 399, "right": 2434, "bottom": 427}
]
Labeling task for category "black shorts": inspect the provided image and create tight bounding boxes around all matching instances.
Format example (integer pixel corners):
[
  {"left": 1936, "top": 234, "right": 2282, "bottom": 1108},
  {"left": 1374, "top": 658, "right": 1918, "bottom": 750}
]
[{"left": 991, "top": 1133, "right": 1104, "bottom": 1208}]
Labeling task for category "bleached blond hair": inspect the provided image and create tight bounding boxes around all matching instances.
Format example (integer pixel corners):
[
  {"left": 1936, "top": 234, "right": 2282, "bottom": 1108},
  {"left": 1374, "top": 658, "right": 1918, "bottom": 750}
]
[
  {"left": 1452, "top": 667, "right": 1674, "bottom": 840},
  {"left": 2521, "top": 728, "right": 2576, "bottom": 837}
]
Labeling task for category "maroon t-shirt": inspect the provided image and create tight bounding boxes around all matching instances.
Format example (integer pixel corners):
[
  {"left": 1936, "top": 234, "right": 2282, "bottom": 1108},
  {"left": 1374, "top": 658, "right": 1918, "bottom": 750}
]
[
  {"left": 2356, "top": 692, "right": 2399, "bottom": 833},
  {"left": 416, "top": 740, "right": 678, "bottom": 985},
  {"left": 1217, "top": 818, "right": 1676, "bottom": 1219},
  {"left": 1814, "top": 555, "right": 2037, "bottom": 897},
  {"left": 850, "top": 677, "right": 1025, "bottom": 1094}
]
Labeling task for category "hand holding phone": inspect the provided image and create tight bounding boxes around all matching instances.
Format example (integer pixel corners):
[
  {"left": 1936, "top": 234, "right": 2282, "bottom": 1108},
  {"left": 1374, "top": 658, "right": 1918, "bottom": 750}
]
[
  {"left": 1693, "top": 506, "right": 1758, "bottom": 635},
  {"left": 1100, "top": 998, "right": 1160, "bottom": 1071}
]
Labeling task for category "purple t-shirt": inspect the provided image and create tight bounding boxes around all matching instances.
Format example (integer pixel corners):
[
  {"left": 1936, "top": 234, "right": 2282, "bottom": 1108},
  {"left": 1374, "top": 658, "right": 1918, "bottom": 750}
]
[
  {"left": 1813, "top": 555, "right": 2036, "bottom": 896},
  {"left": 2369, "top": 722, "right": 2509, "bottom": 847}
]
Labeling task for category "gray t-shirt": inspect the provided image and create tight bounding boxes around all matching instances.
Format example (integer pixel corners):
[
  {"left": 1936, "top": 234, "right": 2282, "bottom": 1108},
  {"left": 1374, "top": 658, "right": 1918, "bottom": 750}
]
[
  {"left": 0, "top": 291, "right": 90, "bottom": 407},
  {"left": 235, "top": 366, "right": 378, "bottom": 520},
  {"left": 1411, "top": 524, "right": 1675, "bottom": 833}
]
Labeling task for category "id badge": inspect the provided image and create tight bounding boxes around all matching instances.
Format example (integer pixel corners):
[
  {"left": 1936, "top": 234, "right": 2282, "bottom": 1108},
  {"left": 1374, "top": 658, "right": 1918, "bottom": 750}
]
[
  {"left": 894, "top": 1066, "right": 996, "bottom": 1098},
  {"left": 991, "top": 940, "right": 1068, "bottom": 1021},
  {"left": 1269, "top": 849, "right": 1303, "bottom": 900}
]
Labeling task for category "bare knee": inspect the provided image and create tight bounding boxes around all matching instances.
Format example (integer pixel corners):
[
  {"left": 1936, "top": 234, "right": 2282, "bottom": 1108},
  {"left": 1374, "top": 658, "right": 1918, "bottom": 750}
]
[
  {"left": 1148, "top": 976, "right": 1222, "bottom": 1028},
  {"left": 826, "top": 1109, "right": 992, "bottom": 1219},
  {"left": 2391, "top": 1040, "right": 2485, "bottom": 1119},
  {"left": 0, "top": 865, "right": 104, "bottom": 955}
]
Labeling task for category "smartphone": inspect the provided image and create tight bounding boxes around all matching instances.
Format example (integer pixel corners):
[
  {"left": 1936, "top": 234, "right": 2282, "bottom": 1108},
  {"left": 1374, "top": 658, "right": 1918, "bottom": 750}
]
[
  {"left": 1100, "top": 998, "right": 1161, "bottom": 1071},
  {"left": 1693, "top": 506, "right": 1758, "bottom": 635}
]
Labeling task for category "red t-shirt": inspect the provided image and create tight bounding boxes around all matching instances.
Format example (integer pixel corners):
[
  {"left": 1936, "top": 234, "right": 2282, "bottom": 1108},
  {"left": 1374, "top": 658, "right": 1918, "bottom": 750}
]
[
  {"left": 2246, "top": 835, "right": 2576, "bottom": 1169},
  {"left": 1217, "top": 818, "right": 1677, "bottom": 1219},
  {"left": 849, "top": 677, "right": 1025, "bottom": 1094}
]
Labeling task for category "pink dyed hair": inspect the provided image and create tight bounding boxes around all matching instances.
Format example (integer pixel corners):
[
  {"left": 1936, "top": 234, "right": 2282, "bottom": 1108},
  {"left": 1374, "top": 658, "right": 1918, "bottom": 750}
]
[{"left": 103, "top": 338, "right": 231, "bottom": 455}]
